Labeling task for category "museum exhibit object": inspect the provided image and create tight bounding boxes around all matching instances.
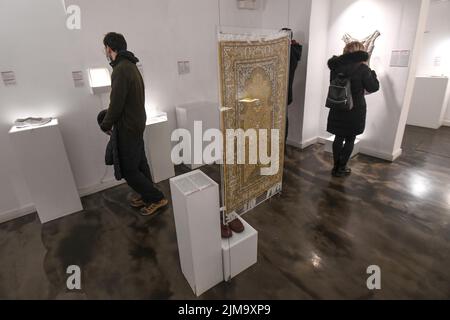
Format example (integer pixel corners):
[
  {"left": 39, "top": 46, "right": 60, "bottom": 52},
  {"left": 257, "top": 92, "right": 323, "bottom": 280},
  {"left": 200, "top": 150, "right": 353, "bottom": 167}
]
[
  {"left": 14, "top": 117, "right": 53, "bottom": 128},
  {"left": 218, "top": 30, "right": 290, "bottom": 218},
  {"left": 343, "top": 30, "right": 381, "bottom": 65}
]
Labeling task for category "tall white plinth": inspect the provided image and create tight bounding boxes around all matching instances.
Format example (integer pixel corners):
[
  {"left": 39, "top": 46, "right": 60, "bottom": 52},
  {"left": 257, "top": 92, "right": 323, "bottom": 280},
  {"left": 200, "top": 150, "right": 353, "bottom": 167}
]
[
  {"left": 145, "top": 112, "right": 175, "bottom": 183},
  {"left": 9, "top": 119, "right": 83, "bottom": 223},
  {"left": 170, "top": 170, "right": 222, "bottom": 296},
  {"left": 408, "top": 77, "right": 450, "bottom": 129},
  {"left": 175, "top": 101, "right": 220, "bottom": 170}
]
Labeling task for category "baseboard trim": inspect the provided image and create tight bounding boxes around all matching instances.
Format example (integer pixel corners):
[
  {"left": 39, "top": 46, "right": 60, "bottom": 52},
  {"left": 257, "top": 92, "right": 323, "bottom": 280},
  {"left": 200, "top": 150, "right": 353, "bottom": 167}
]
[
  {"left": 0, "top": 179, "right": 126, "bottom": 224},
  {"left": 317, "top": 137, "right": 328, "bottom": 145},
  {"left": 306, "top": 134, "right": 402, "bottom": 162},
  {"left": 300, "top": 137, "right": 319, "bottom": 149},
  {"left": 317, "top": 136, "right": 401, "bottom": 162},
  {"left": 391, "top": 148, "right": 403, "bottom": 161},
  {"left": 286, "top": 139, "right": 302, "bottom": 149},
  {"left": 359, "top": 147, "right": 402, "bottom": 162},
  {"left": 78, "top": 179, "right": 126, "bottom": 198},
  {"left": 443, "top": 120, "right": 450, "bottom": 127},
  {"left": 0, "top": 204, "right": 36, "bottom": 225}
]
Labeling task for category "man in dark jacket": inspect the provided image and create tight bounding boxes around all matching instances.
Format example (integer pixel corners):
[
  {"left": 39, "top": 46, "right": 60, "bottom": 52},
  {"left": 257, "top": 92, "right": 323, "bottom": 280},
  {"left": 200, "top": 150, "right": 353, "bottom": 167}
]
[
  {"left": 100, "top": 32, "right": 168, "bottom": 216},
  {"left": 282, "top": 28, "right": 302, "bottom": 142},
  {"left": 327, "top": 42, "right": 380, "bottom": 177}
]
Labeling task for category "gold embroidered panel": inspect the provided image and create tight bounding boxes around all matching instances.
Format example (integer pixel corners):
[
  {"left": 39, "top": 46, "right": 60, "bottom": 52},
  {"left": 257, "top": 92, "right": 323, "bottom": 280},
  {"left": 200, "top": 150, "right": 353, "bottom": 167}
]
[{"left": 218, "top": 35, "right": 290, "bottom": 216}]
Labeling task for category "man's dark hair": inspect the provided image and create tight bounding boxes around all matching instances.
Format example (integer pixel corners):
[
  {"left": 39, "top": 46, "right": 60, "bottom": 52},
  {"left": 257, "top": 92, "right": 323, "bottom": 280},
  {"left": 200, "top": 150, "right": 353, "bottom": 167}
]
[
  {"left": 103, "top": 32, "right": 127, "bottom": 52},
  {"left": 281, "top": 28, "right": 293, "bottom": 40}
]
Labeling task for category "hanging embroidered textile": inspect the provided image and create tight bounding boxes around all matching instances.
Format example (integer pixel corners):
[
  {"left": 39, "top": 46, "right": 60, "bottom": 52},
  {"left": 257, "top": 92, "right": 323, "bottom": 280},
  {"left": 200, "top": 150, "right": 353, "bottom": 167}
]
[{"left": 218, "top": 31, "right": 290, "bottom": 217}]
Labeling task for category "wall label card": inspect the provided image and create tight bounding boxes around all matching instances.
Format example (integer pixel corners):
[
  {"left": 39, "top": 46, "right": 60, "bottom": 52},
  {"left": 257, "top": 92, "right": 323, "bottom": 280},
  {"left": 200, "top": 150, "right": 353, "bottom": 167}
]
[
  {"left": 237, "top": 0, "right": 259, "bottom": 10},
  {"left": 1, "top": 71, "right": 17, "bottom": 86},
  {"left": 72, "top": 71, "right": 84, "bottom": 87},
  {"left": 390, "top": 50, "right": 411, "bottom": 68},
  {"left": 433, "top": 56, "right": 441, "bottom": 67},
  {"left": 177, "top": 61, "right": 190, "bottom": 75}
]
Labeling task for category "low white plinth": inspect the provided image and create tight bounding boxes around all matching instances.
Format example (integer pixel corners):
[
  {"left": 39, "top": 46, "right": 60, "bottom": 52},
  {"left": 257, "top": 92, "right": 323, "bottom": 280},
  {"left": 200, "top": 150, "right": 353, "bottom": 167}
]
[
  {"left": 324, "top": 136, "right": 360, "bottom": 158},
  {"left": 175, "top": 101, "right": 220, "bottom": 170},
  {"left": 145, "top": 112, "right": 175, "bottom": 183},
  {"left": 170, "top": 170, "right": 222, "bottom": 296},
  {"left": 222, "top": 216, "right": 258, "bottom": 282},
  {"left": 408, "top": 77, "right": 450, "bottom": 129},
  {"left": 9, "top": 119, "right": 83, "bottom": 223}
]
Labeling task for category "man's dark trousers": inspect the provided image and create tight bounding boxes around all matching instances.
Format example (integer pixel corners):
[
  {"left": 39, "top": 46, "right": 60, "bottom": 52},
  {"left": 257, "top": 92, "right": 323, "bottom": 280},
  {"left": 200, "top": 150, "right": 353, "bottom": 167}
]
[{"left": 118, "top": 132, "right": 164, "bottom": 204}]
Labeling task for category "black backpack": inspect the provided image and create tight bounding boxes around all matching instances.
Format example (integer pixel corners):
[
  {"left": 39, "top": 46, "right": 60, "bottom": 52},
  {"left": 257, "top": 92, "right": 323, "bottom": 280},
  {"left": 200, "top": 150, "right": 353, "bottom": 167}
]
[{"left": 326, "top": 72, "right": 354, "bottom": 111}]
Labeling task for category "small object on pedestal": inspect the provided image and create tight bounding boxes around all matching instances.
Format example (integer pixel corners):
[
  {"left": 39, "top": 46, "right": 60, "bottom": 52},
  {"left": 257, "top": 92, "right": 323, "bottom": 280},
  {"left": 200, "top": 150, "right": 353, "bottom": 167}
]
[
  {"left": 229, "top": 217, "right": 245, "bottom": 233},
  {"left": 221, "top": 223, "right": 233, "bottom": 239},
  {"left": 14, "top": 117, "right": 53, "bottom": 128}
]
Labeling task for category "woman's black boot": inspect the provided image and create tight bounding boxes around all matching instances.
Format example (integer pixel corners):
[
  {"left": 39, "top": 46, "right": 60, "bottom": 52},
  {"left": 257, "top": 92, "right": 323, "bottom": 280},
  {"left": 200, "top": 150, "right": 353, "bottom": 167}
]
[{"left": 338, "top": 162, "right": 352, "bottom": 176}]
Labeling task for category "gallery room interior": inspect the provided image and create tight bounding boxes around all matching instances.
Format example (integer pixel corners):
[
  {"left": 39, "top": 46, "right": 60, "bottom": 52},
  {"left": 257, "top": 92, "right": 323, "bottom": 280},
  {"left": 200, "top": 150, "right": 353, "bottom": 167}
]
[{"left": 0, "top": 0, "right": 449, "bottom": 300}]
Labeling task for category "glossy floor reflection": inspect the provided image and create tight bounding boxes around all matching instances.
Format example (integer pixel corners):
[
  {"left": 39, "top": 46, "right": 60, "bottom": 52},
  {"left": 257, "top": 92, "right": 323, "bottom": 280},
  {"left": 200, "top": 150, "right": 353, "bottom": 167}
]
[{"left": 0, "top": 126, "right": 449, "bottom": 299}]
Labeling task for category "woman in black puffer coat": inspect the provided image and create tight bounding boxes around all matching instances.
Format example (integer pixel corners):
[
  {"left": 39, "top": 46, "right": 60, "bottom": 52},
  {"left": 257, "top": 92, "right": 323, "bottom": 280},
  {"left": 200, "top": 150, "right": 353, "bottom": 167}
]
[{"left": 327, "top": 41, "right": 380, "bottom": 177}]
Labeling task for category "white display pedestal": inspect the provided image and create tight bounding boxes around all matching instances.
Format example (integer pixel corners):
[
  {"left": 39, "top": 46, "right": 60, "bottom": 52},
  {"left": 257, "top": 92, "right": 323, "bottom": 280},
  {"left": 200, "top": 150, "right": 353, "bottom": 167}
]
[
  {"left": 222, "top": 215, "right": 258, "bottom": 282},
  {"left": 175, "top": 101, "right": 220, "bottom": 170},
  {"left": 324, "top": 136, "right": 361, "bottom": 158},
  {"left": 9, "top": 119, "right": 83, "bottom": 223},
  {"left": 407, "top": 77, "right": 450, "bottom": 129},
  {"left": 144, "top": 112, "right": 175, "bottom": 183},
  {"left": 170, "top": 170, "right": 222, "bottom": 296}
]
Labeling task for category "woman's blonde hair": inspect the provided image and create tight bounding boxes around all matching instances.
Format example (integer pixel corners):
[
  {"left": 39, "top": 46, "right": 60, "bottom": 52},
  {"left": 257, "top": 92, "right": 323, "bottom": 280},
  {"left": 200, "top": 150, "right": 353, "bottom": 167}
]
[{"left": 343, "top": 41, "right": 365, "bottom": 54}]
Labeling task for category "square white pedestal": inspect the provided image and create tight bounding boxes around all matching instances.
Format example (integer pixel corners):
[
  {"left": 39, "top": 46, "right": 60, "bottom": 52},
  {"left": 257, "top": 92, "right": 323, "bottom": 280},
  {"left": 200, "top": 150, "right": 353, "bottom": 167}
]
[
  {"left": 408, "top": 77, "right": 450, "bottom": 129},
  {"left": 9, "top": 119, "right": 83, "bottom": 223},
  {"left": 145, "top": 112, "right": 175, "bottom": 183},
  {"left": 170, "top": 170, "right": 222, "bottom": 296},
  {"left": 175, "top": 101, "right": 220, "bottom": 170},
  {"left": 324, "top": 136, "right": 360, "bottom": 158},
  {"left": 222, "top": 216, "right": 258, "bottom": 281}
]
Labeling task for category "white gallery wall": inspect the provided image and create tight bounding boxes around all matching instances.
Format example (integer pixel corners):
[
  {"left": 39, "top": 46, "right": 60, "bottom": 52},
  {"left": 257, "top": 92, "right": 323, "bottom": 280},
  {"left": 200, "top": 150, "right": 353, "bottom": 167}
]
[
  {"left": 0, "top": 0, "right": 312, "bottom": 222},
  {"left": 303, "top": 0, "right": 427, "bottom": 160},
  {"left": 0, "top": 0, "right": 179, "bottom": 220},
  {"left": 260, "top": 0, "right": 312, "bottom": 146},
  {"left": 302, "top": 0, "right": 331, "bottom": 148},
  {"left": 416, "top": 0, "right": 450, "bottom": 125},
  {"left": 417, "top": 1, "right": 450, "bottom": 77}
]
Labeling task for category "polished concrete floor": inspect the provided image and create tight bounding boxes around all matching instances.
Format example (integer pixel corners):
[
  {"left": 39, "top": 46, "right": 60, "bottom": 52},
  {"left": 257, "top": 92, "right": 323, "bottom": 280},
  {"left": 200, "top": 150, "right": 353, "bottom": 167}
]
[{"left": 1, "top": 125, "right": 449, "bottom": 300}]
